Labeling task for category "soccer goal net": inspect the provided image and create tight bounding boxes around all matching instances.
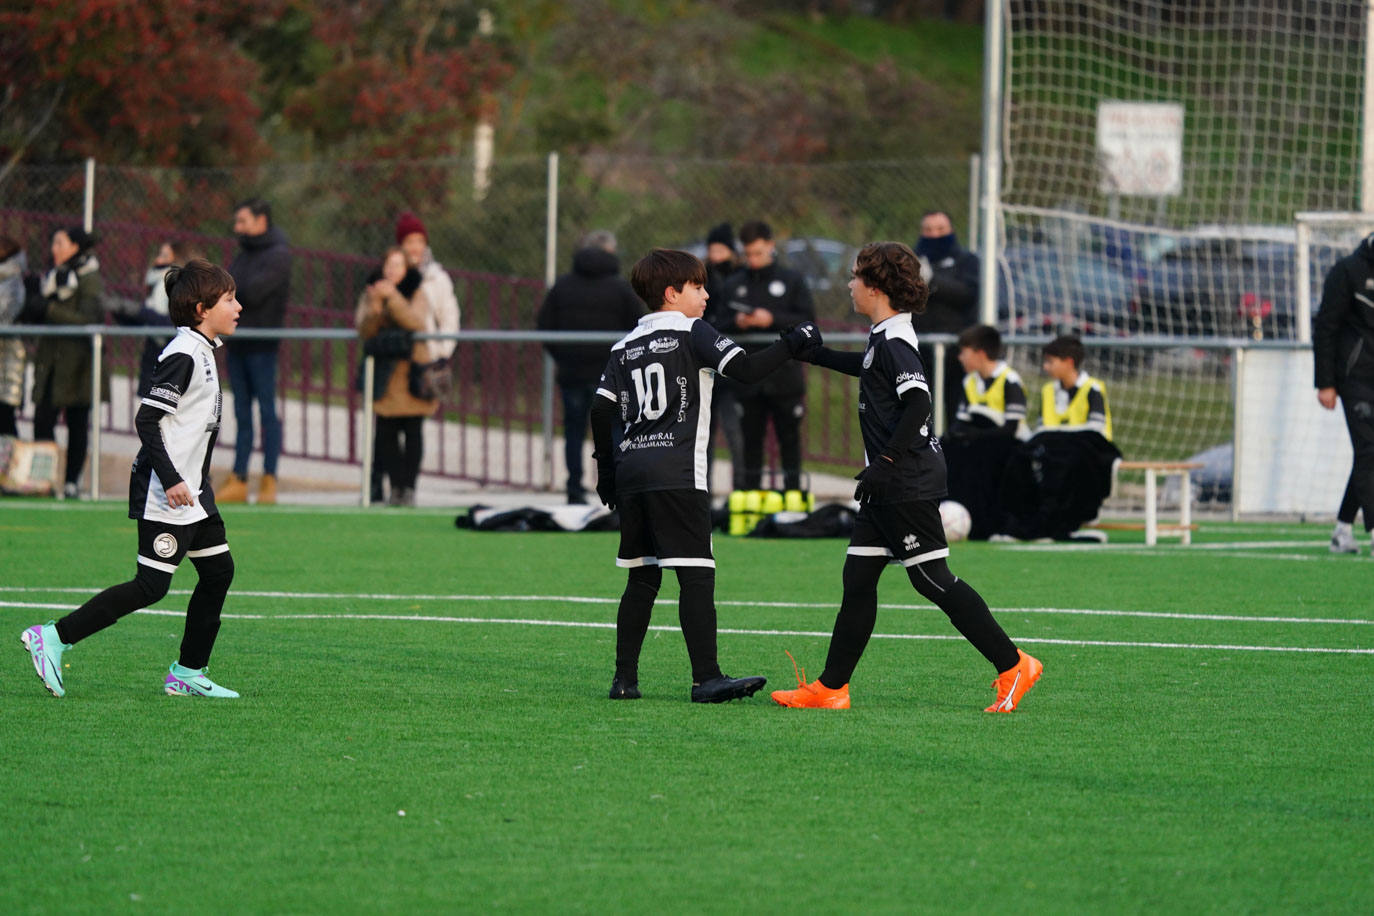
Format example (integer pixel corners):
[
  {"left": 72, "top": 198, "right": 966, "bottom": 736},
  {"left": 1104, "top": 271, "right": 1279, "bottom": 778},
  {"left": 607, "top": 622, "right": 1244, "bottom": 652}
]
[{"left": 992, "top": 0, "right": 1371, "bottom": 514}]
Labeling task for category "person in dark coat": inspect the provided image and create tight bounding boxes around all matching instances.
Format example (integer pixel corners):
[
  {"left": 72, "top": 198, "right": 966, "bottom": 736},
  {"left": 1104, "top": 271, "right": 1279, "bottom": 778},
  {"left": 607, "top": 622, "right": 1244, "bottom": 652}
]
[
  {"left": 1314, "top": 232, "right": 1374, "bottom": 555},
  {"left": 701, "top": 222, "right": 746, "bottom": 493},
  {"left": 914, "top": 210, "right": 981, "bottom": 429},
  {"left": 723, "top": 220, "right": 817, "bottom": 493},
  {"left": 221, "top": 198, "right": 291, "bottom": 505},
  {"left": 31, "top": 226, "right": 109, "bottom": 499},
  {"left": 537, "top": 229, "right": 644, "bottom": 503}
]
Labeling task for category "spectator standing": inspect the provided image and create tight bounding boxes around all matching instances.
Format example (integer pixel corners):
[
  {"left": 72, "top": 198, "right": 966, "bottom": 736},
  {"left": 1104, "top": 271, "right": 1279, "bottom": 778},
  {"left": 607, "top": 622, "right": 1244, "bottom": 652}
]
[
  {"left": 31, "top": 227, "right": 107, "bottom": 499},
  {"left": 536, "top": 229, "right": 644, "bottom": 503},
  {"left": 395, "top": 212, "right": 461, "bottom": 358},
  {"left": 221, "top": 198, "right": 290, "bottom": 505},
  {"left": 914, "top": 210, "right": 981, "bottom": 429},
  {"left": 0, "top": 236, "right": 27, "bottom": 436},
  {"left": 701, "top": 222, "right": 746, "bottom": 493},
  {"left": 1314, "top": 233, "right": 1374, "bottom": 556},
  {"left": 119, "top": 240, "right": 182, "bottom": 397},
  {"left": 356, "top": 247, "right": 436, "bottom": 506},
  {"left": 723, "top": 220, "right": 816, "bottom": 495}
]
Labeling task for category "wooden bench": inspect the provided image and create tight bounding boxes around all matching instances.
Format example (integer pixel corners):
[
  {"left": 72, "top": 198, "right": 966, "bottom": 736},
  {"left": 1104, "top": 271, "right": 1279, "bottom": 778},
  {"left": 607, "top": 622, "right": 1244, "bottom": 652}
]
[{"left": 1093, "top": 460, "right": 1204, "bottom": 546}]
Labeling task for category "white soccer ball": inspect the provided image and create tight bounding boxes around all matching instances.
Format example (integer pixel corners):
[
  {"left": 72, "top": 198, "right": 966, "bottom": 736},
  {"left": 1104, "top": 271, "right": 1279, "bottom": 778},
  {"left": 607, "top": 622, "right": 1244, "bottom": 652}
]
[{"left": 939, "top": 500, "right": 972, "bottom": 542}]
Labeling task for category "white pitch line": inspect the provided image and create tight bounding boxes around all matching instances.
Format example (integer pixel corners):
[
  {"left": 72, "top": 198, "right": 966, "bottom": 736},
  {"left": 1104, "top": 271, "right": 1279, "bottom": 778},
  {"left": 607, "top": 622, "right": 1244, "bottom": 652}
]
[
  {"left": 113, "top": 608, "right": 1374, "bottom": 656},
  {"left": 2, "top": 604, "right": 1369, "bottom": 656},
  {"left": 1, "top": 589, "right": 1370, "bottom": 626}
]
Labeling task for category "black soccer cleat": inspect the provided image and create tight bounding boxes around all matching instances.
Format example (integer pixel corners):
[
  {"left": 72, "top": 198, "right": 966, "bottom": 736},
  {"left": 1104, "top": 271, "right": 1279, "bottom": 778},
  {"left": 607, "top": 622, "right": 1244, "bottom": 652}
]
[
  {"left": 690, "top": 674, "right": 767, "bottom": 704},
  {"left": 609, "top": 676, "right": 641, "bottom": 700}
]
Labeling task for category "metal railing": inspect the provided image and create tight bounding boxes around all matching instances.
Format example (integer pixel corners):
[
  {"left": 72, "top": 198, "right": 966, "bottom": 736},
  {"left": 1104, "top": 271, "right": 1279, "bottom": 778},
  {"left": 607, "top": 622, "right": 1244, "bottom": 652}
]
[{"left": 2, "top": 325, "right": 1336, "bottom": 516}]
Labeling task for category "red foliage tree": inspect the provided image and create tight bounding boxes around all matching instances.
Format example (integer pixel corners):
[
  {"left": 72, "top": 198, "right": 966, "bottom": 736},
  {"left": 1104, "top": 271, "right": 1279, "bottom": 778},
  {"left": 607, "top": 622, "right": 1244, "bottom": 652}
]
[{"left": 0, "top": 0, "right": 275, "bottom": 167}]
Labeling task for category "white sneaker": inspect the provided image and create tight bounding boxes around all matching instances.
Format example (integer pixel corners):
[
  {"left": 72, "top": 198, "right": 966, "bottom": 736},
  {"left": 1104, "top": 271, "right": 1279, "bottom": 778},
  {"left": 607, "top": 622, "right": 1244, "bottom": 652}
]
[{"left": 1330, "top": 526, "right": 1360, "bottom": 554}]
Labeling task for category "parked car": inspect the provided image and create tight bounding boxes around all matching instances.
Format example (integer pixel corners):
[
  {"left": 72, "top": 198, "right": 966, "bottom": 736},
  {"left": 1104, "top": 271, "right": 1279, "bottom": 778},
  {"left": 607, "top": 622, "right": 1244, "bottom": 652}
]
[
  {"left": 1129, "top": 224, "right": 1338, "bottom": 340},
  {"left": 778, "top": 237, "right": 859, "bottom": 294},
  {"left": 998, "top": 245, "right": 1136, "bottom": 337}
]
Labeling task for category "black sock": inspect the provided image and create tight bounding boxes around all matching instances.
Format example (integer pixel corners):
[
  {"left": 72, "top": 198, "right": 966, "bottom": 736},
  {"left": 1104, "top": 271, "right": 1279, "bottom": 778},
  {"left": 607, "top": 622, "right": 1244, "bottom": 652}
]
[
  {"left": 820, "top": 555, "right": 887, "bottom": 689},
  {"left": 615, "top": 566, "right": 661, "bottom": 681},
  {"left": 179, "top": 552, "right": 234, "bottom": 669},
  {"left": 56, "top": 565, "right": 173, "bottom": 645},
  {"left": 907, "top": 561, "right": 1019, "bottom": 672},
  {"left": 676, "top": 567, "right": 722, "bottom": 683}
]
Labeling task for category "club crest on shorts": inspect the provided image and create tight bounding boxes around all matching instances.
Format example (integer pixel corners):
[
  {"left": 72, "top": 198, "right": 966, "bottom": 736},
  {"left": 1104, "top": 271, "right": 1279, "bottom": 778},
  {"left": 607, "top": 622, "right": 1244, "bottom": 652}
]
[{"left": 153, "top": 532, "right": 178, "bottom": 558}]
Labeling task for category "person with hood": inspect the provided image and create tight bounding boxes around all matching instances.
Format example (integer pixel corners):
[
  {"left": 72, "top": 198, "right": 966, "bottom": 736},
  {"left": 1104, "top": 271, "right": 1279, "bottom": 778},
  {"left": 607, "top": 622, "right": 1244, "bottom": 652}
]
[
  {"left": 221, "top": 198, "right": 290, "bottom": 505},
  {"left": 31, "top": 226, "right": 108, "bottom": 499},
  {"left": 1315, "top": 233, "right": 1374, "bottom": 556},
  {"left": 914, "top": 210, "right": 981, "bottom": 428},
  {"left": 536, "top": 229, "right": 644, "bottom": 503},
  {"left": 356, "top": 246, "right": 436, "bottom": 507},
  {"left": 0, "top": 236, "right": 28, "bottom": 436},
  {"left": 395, "top": 212, "right": 461, "bottom": 361}
]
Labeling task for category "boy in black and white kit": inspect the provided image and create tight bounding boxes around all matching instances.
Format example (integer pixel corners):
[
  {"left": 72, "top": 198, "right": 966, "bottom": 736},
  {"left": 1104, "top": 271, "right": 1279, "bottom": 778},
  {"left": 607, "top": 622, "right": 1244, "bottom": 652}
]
[
  {"left": 21, "top": 259, "right": 244, "bottom": 698},
  {"left": 590, "top": 248, "right": 821, "bottom": 702},
  {"left": 771, "top": 242, "right": 1042, "bottom": 713}
]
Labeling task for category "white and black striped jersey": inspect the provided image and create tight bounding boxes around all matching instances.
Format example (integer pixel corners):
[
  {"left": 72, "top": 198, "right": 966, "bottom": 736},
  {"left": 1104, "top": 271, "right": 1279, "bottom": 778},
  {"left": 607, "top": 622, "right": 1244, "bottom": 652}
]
[
  {"left": 859, "top": 312, "right": 947, "bottom": 501},
  {"left": 129, "top": 327, "right": 223, "bottom": 523},
  {"left": 596, "top": 311, "right": 744, "bottom": 493}
]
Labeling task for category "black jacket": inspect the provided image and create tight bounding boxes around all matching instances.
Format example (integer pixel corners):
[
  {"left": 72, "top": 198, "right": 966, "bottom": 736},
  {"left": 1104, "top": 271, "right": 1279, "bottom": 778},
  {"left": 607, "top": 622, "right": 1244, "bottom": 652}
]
[
  {"left": 536, "top": 247, "right": 644, "bottom": 387},
  {"left": 1314, "top": 234, "right": 1374, "bottom": 390},
  {"left": 703, "top": 258, "right": 738, "bottom": 332},
  {"left": 722, "top": 260, "right": 816, "bottom": 398},
  {"left": 228, "top": 226, "right": 292, "bottom": 344},
  {"left": 914, "top": 241, "right": 980, "bottom": 335}
]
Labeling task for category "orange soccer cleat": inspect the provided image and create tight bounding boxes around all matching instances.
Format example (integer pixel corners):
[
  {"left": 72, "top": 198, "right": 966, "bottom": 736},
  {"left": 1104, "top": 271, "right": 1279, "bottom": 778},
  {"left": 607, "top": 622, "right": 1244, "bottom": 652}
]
[
  {"left": 984, "top": 650, "right": 1043, "bottom": 713},
  {"left": 771, "top": 678, "right": 851, "bottom": 709},
  {"left": 771, "top": 652, "right": 850, "bottom": 709}
]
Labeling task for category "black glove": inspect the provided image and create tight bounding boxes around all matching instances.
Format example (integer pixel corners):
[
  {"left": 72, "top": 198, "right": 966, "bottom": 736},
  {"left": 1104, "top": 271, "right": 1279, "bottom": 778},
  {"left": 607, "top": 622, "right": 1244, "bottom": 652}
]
[
  {"left": 853, "top": 453, "right": 898, "bottom": 504},
  {"left": 781, "top": 322, "right": 823, "bottom": 359},
  {"left": 594, "top": 454, "right": 617, "bottom": 510}
]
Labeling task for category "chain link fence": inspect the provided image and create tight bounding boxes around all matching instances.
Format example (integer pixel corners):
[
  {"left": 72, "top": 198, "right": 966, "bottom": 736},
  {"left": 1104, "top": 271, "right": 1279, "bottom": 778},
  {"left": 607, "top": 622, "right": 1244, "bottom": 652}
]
[{"left": 1, "top": 152, "right": 974, "bottom": 494}]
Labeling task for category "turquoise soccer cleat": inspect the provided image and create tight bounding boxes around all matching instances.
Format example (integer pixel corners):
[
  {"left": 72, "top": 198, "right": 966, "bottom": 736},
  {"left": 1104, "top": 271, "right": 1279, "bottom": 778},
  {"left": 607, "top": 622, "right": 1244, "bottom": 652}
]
[
  {"left": 21, "top": 622, "right": 68, "bottom": 698},
  {"left": 164, "top": 663, "right": 240, "bottom": 698}
]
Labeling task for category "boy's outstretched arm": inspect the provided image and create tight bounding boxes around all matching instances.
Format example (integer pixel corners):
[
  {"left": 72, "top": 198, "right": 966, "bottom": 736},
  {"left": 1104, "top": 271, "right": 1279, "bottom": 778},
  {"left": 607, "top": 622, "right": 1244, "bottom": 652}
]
[
  {"left": 720, "top": 322, "right": 823, "bottom": 384},
  {"left": 803, "top": 346, "right": 864, "bottom": 377}
]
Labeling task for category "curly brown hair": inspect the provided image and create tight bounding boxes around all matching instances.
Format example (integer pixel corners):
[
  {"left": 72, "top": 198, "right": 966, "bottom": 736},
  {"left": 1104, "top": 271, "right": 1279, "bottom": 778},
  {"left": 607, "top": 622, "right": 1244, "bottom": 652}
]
[{"left": 853, "top": 241, "right": 928, "bottom": 314}]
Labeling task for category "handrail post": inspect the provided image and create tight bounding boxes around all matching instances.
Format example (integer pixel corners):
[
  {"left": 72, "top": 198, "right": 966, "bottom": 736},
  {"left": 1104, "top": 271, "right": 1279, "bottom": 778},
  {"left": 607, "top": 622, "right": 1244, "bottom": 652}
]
[
  {"left": 933, "top": 340, "right": 947, "bottom": 435},
  {"left": 542, "top": 351, "right": 556, "bottom": 490},
  {"left": 361, "top": 356, "right": 375, "bottom": 506},
  {"left": 89, "top": 330, "right": 101, "bottom": 500}
]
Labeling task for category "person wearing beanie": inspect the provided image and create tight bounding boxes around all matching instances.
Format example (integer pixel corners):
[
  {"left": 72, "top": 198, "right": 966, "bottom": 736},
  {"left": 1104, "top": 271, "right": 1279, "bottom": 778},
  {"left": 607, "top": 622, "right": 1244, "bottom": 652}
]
[
  {"left": 537, "top": 229, "right": 645, "bottom": 503},
  {"left": 393, "top": 212, "right": 461, "bottom": 505},
  {"left": 701, "top": 222, "right": 746, "bottom": 494},
  {"left": 221, "top": 198, "right": 291, "bottom": 505},
  {"left": 31, "top": 226, "right": 109, "bottom": 499}
]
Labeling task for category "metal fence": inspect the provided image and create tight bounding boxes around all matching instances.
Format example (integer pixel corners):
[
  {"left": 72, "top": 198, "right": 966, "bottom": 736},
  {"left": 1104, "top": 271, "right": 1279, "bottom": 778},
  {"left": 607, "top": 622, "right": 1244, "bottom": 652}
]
[
  {"left": 0, "top": 152, "right": 977, "bottom": 324},
  {"left": 1, "top": 323, "right": 1335, "bottom": 518}
]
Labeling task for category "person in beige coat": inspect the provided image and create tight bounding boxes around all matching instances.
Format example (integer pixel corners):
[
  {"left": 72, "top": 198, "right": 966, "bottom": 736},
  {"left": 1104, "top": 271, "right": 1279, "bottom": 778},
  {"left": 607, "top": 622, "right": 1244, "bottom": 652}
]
[{"left": 356, "top": 247, "right": 436, "bottom": 506}]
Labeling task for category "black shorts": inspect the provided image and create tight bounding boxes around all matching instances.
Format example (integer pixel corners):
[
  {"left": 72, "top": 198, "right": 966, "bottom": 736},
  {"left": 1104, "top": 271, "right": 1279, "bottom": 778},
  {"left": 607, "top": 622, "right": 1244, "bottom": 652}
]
[
  {"left": 137, "top": 513, "right": 229, "bottom": 574},
  {"left": 847, "top": 499, "right": 949, "bottom": 567},
  {"left": 616, "top": 489, "right": 714, "bottom": 569}
]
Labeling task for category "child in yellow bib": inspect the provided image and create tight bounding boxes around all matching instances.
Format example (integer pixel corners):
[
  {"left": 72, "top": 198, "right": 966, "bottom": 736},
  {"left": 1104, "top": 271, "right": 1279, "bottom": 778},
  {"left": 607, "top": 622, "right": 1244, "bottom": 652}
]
[{"left": 1038, "top": 335, "right": 1112, "bottom": 441}]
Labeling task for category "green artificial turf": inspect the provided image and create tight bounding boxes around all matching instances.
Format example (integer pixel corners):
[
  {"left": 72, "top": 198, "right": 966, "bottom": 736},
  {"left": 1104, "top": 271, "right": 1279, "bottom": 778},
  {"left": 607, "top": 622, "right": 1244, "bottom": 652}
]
[{"left": 1, "top": 503, "right": 1369, "bottom": 913}]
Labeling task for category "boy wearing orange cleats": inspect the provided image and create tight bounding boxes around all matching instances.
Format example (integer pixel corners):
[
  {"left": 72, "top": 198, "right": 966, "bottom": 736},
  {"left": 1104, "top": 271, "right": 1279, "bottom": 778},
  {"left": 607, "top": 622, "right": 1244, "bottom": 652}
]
[{"left": 771, "top": 242, "right": 1042, "bottom": 714}]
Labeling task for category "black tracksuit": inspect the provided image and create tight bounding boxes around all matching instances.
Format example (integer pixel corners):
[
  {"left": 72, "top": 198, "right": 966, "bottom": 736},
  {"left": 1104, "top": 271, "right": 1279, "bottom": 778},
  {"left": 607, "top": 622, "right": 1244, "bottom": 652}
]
[
  {"left": 1314, "top": 234, "right": 1374, "bottom": 531},
  {"left": 721, "top": 260, "right": 816, "bottom": 490}
]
